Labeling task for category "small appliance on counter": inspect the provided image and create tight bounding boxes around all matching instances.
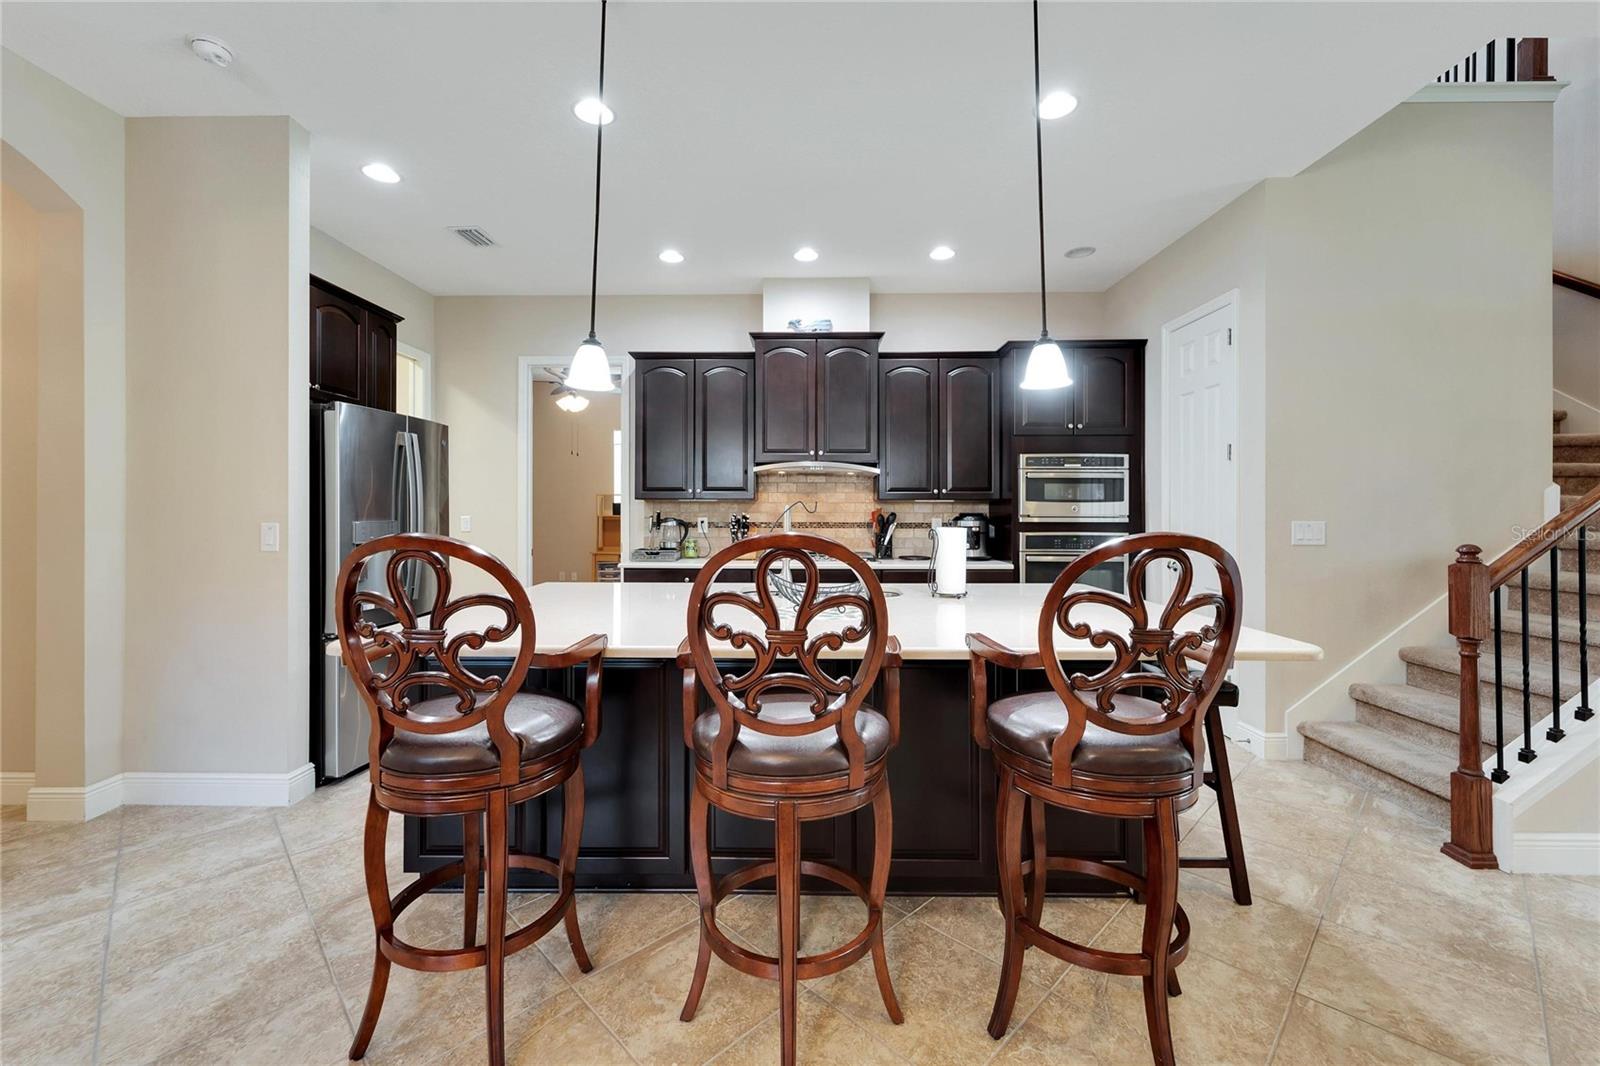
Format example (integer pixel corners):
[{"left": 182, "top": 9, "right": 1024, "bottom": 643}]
[
  {"left": 650, "top": 512, "right": 689, "bottom": 552},
  {"left": 928, "top": 524, "right": 969, "bottom": 598},
  {"left": 949, "top": 513, "right": 994, "bottom": 560}
]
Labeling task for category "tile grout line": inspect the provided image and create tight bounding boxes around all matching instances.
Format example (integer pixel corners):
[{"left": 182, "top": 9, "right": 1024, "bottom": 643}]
[
  {"left": 88, "top": 811, "right": 127, "bottom": 1066},
  {"left": 271, "top": 810, "right": 359, "bottom": 1041},
  {"left": 555, "top": 908, "right": 703, "bottom": 1066},
  {"left": 1520, "top": 877, "right": 1557, "bottom": 1066}
]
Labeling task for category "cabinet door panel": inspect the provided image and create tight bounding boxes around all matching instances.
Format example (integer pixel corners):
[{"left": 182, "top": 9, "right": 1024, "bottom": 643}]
[
  {"left": 364, "top": 311, "right": 398, "bottom": 412},
  {"left": 940, "top": 358, "right": 1000, "bottom": 498},
  {"left": 1012, "top": 343, "right": 1076, "bottom": 436},
  {"left": 817, "top": 341, "right": 878, "bottom": 462},
  {"left": 310, "top": 287, "right": 364, "bottom": 402},
  {"left": 877, "top": 359, "right": 938, "bottom": 499},
  {"left": 695, "top": 359, "right": 754, "bottom": 499},
  {"left": 754, "top": 341, "right": 816, "bottom": 461},
  {"left": 1072, "top": 346, "right": 1138, "bottom": 435},
  {"left": 634, "top": 360, "right": 696, "bottom": 498}
]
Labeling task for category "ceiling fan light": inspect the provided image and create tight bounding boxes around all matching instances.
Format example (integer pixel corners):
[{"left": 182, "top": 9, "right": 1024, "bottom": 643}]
[
  {"left": 1019, "top": 337, "right": 1072, "bottom": 391},
  {"left": 566, "top": 334, "right": 616, "bottom": 392},
  {"left": 554, "top": 389, "right": 590, "bottom": 412}
]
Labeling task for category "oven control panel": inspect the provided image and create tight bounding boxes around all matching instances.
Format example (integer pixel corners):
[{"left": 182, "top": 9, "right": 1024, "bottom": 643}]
[
  {"left": 1020, "top": 453, "right": 1128, "bottom": 470},
  {"left": 1020, "top": 532, "right": 1125, "bottom": 552}
]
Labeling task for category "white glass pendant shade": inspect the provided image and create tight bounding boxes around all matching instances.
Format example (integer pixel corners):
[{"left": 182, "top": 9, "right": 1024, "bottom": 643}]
[
  {"left": 566, "top": 334, "right": 616, "bottom": 392},
  {"left": 1019, "top": 338, "right": 1072, "bottom": 390}
]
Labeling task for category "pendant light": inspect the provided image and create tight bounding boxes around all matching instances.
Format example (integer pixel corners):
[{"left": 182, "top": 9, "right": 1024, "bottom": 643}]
[
  {"left": 566, "top": 0, "right": 617, "bottom": 393},
  {"left": 1018, "top": 0, "right": 1072, "bottom": 392}
]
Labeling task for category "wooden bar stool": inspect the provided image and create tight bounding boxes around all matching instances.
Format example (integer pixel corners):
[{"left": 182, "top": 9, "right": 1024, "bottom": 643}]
[
  {"left": 968, "top": 533, "right": 1242, "bottom": 1066},
  {"left": 678, "top": 534, "right": 904, "bottom": 1066},
  {"left": 335, "top": 534, "right": 606, "bottom": 1066}
]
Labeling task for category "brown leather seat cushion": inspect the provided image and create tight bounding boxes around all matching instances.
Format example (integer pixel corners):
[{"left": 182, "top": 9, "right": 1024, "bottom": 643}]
[
  {"left": 692, "top": 696, "right": 891, "bottom": 778},
  {"left": 987, "top": 690, "right": 1193, "bottom": 778},
  {"left": 380, "top": 692, "right": 583, "bottom": 776}
]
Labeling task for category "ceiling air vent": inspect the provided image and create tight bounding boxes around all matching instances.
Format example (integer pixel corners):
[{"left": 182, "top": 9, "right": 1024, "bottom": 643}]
[{"left": 450, "top": 226, "right": 496, "bottom": 248}]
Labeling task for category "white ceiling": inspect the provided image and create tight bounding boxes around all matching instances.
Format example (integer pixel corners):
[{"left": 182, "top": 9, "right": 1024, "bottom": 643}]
[{"left": 3, "top": 2, "right": 1593, "bottom": 296}]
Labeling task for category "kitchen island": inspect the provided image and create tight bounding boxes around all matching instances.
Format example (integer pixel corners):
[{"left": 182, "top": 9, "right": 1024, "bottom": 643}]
[{"left": 398, "top": 581, "right": 1320, "bottom": 895}]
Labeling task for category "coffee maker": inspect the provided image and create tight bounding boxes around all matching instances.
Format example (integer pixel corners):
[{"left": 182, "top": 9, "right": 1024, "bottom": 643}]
[{"left": 949, "top": 513, "right": 992, "bottom": 560}]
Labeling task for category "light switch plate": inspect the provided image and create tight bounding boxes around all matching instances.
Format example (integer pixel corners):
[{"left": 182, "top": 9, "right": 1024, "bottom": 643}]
[
  {"left": 259, "top": 522, "right": 280, "bottom": 552},
  {"left": 460, "top": 515, "right": 473, "bottom": 532},
  {"left": 1290, "top": 520, "right": 1326, "bottom": 546}
]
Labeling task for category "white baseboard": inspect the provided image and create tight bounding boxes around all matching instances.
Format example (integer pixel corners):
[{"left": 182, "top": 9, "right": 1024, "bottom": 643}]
[
  {"left": 121, "top": 763, "right": 317, "bottom": 807},
  {"left": 23, "top": 763, "right": 316, "bottom": 821},
  {"left": 1232, "top": 721, "right": 1288, "bottom": 760},
  {"left": 1, "top": 771, "right": 36, "bottom": 806},
  {"left": 1510, "top": 833, "right": 1600, "bottom": 876}
]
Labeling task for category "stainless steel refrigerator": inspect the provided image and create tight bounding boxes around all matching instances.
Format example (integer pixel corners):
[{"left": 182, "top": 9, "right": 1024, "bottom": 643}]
[{"left": 312, "top": 401, "right": 449, "bottom": 780}]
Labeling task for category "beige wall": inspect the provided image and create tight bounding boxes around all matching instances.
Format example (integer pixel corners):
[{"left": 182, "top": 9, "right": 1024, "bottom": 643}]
[
  {"left": 1551, "top": 37, "right": 1599, "bottom": 423},
  {"left": 1, "top": 51, "right": 125, "bottom": 792},
  {"left": 531, "top": 387, "right": 619, "bottom": 583},
  {"left": 2, "top": 183, "right": 40, "bottom": 774},
  {"left": 123, "top": 117, "right": 311, "bottom": 776},
  {"left": 311, "top": 228, "right": 436, "bottom": 353}
]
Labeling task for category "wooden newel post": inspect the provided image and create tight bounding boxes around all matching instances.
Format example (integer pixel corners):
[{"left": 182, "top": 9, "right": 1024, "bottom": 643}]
[{"left": 1442, "top": 545, "right": 1498, "bottom": 868}]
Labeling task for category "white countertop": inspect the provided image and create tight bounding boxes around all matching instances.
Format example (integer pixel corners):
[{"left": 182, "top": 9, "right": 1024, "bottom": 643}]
[
  {"left": 621, "top": 556, "right": 1016, "bottom": 571},
  {"left": 330, "top": 582, "right": 1321, "bottom": 663}
]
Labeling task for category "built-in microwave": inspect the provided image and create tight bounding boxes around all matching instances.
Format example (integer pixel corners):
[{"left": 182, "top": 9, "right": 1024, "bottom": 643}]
[
  {"left": 1018, "top": 531, "right": 1129, "bottom": 591},
  {"left": 1017, "top": 454, "right": 1131, "bottom": 524}
]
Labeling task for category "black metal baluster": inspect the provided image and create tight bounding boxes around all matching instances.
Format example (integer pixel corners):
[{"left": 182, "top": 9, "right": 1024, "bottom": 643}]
[
  {"left": 1578, "top": 526, "right": 1594, "bottom": 721},
  {"left": 1491, "top": 585, "right": 1509, "bottom": 782},
  {"left": 1519, "top": 567, "right": 1537, "bottom": 762},
  {"left": 1549, "top": 548, "right": 1566, "bottom": 742}
]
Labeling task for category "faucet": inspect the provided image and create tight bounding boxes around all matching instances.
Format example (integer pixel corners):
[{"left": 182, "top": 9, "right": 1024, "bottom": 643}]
[{"left": 769, "top": 499, "right": 819, "bottom": 535}]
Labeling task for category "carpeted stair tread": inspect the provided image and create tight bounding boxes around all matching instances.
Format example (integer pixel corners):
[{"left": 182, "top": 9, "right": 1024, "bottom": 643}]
[
  {"left": 1298, "top": 721, "right": 1453, "bottom": 800},
  {"left": 1499, "top": 606, "right": 1600, "bottom": 649},
  {"left": 1400, "top": 644, "right": 1570, "bottom": 700},
  {"left": 1523, "top": 566, "right": 1600, "bottom": 596},
  {"left": 1554, "top": 462, "right": 1600, "bottom": 476},
  {"left": 1350, "top": 682, "right": 1476, "bottom": 735},
  {"left": 1555, "top": 434, "right": 1600, "bottom": 447}
]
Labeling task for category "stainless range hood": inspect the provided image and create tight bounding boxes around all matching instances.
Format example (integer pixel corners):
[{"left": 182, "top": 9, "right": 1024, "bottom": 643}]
[{"left": 753, "top": 460, "right": 880, "bottom": 477}]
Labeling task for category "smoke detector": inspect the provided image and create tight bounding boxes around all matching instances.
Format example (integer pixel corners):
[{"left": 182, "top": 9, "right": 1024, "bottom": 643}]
[{"left": 187, "top": 35, "right": 234, "bottom": 68}]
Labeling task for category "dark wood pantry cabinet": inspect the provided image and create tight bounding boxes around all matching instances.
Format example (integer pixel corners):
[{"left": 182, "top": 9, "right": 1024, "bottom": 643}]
[
  {"left": 309, "top": 276, "right": 402, "bottom": 410},
  {"left": 753, "top": 332, "right": 881, "bottom": 463},
  {"left": 877, "top": 355, "right": 1001, "bottom": 500},
  {"left": 1012, "top": 340, "right": 1141, "bottom": 437},
  {"left": 632, "top": 354, "right": 755, "bottom": 500}
]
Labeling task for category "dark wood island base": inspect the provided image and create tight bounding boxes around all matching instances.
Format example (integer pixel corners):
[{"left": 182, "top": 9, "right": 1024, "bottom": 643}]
[{"left": 404, "top": 657, "right": 1143, "bottom": 896}]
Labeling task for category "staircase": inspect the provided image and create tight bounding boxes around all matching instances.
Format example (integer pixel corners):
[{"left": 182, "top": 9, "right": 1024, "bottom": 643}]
[{"left": 1299, "top": 416, "right": 1599, "bottom": 821}]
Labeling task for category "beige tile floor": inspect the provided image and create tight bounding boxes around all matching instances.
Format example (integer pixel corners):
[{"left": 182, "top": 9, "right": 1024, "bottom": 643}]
[{"left": 2, "top": 748, "right": 1596, "bottom": 1065}]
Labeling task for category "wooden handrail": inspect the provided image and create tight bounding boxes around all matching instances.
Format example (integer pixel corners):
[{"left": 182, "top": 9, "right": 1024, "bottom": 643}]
[
  {"left": 1555, "top": 271, "right": 1600, "bottom": 301},
  {"left": 1444, "top": 486, "right": 1600, "bottom": 868},
  {"left": 1488, "top": 485, "right": 1600, "bottom": 588}
]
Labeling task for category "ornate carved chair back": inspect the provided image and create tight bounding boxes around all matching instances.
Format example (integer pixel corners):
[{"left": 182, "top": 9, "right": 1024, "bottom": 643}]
[
  {"left": 685, "top": 533, "right": 890, "bottom": 789},
  {"left": 336, "top": 533, "right": 537, "bottom": 786},
  {"left": 1037, "top": 532, "right": 1242, "bottom": 788}
]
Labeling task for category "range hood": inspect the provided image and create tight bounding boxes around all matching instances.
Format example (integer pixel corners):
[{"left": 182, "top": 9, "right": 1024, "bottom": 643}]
[{"left": 753, "top": 460, "right": 881, "bottom": 477}]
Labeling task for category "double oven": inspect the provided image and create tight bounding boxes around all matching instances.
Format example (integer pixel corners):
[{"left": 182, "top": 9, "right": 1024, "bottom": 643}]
[{"left": 1016, "top": 453, "right": 1132, "bottom": 592}]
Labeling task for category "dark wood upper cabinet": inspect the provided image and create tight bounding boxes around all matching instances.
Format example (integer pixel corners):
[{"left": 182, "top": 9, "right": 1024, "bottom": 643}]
[
  {"left": 309, "top": 276, "right": 402, "bottom": 411},
  {"left": 695, "top": 359, "right": 755, "bottom": 499},
  {"left": 940, "top": 358, "right": 1000, "bottom": 498},
  {"left": 877, "top": 359, "right": 939, "bottom": 499},
  {"left": 1012, "top": 340, "right": 1142, "bottom": 436},
  {"left": 816, "top": 340, "right": 878, "bottom": 462},
  {"left": 633, "top": 359, "right": 697, "bottom": 498},
  {"left": 753, "top": 340, "right": 816, "bottom": 462}
]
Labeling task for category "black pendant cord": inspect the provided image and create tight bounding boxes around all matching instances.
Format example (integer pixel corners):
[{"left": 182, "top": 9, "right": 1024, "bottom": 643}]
[
  {"left": 587, "top": 0, "right": 608, "bottom": 338},
  {"left": 1032, "top": 0, "right": 1048, "bottom": 338}
]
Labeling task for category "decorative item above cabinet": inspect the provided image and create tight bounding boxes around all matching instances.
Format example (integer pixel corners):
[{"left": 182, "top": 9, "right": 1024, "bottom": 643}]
[
  {"left": 309, "top": 275, "right": 402, "bottom": 410},
  {"left": 752, "top": 332, "right": 881, "bottom": 465}
]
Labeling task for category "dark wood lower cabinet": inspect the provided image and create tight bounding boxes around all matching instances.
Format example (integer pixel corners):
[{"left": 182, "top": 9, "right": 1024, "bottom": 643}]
[{"left": 404, "top": 659, "right": 1140, "bottom": 895}]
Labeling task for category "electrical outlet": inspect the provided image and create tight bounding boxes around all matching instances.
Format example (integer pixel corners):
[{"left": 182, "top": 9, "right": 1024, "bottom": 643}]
[
  {"left": 259, "top": 522, "right": 280, "bottom": 552},
  {"left": 1290, "top": 520, "right": 1326, "bottom": 546},
  {"left": 697, "top": 516, "right": 709, "bottom": 536},
  {"left": 460, "top": 515, "right": 473, "bottom": 532}
]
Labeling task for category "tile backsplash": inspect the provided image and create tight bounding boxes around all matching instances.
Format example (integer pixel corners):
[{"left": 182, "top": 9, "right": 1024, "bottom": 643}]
[{"left": 639, "top": 471, "right": 988, "bottom": 556}]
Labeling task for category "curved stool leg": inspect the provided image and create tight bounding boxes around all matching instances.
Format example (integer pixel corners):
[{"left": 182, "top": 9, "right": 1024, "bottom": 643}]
[
  {"left": 868, "top": 787, "right": 903, "bottom": 1024},
  {"left": 561, "top": 765, "right": 593, "bottom": 973},
  {"left": 681, "top": 782, "right": 713, "bottom": 1023},
  {"left": 484, "top": 791, "right": 509, "bottom": 1066},
  {"left": 1142, "top": 798, "right": 1180, "bottom": 1066},
  {"left": 462, "top": 812, "right": 481, "bottom": 948},
  {"left": 1027, "top": 796, "right": 1048, "bottom": 929},
  {"left": 775, "top": 802, "right": 802, "bottom": 1066},
  {"left": 1204, "top": 710, "right": 1253, "bottom": 905},
  {"left": 987, "top": 772, "right": 1027, "bottom": 1040},
  {"left": 350, "top": 788, "right": 393, "bottom": 1060}
]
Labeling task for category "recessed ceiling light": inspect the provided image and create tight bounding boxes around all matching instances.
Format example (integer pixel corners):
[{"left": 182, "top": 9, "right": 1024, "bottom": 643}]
[
  {"left": 658, "top": 249, "right": 684, "bottom": 264},
  {"left": 793, "top": 246, "right": 819, "bottom": 263},
  {"left": 929, "top": 245, "right": 956, "bottom": 261},
  {"left": 1038, "top": 90, "right": 1078, "bottom": 120},
  {"left": 573, "top": 98, "right": 614, "bottom": 126},
  {"left": 361, "top": 162, "right": 401, "bottom": 184},
  {"left": 1064, "top": 245, "right": 1096, "bottom": 259}
]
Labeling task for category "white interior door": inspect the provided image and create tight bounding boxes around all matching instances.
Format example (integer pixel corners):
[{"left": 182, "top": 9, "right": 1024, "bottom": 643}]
[{"left": 1163, "top": 299, "right": 1238, "bottom": 596}]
